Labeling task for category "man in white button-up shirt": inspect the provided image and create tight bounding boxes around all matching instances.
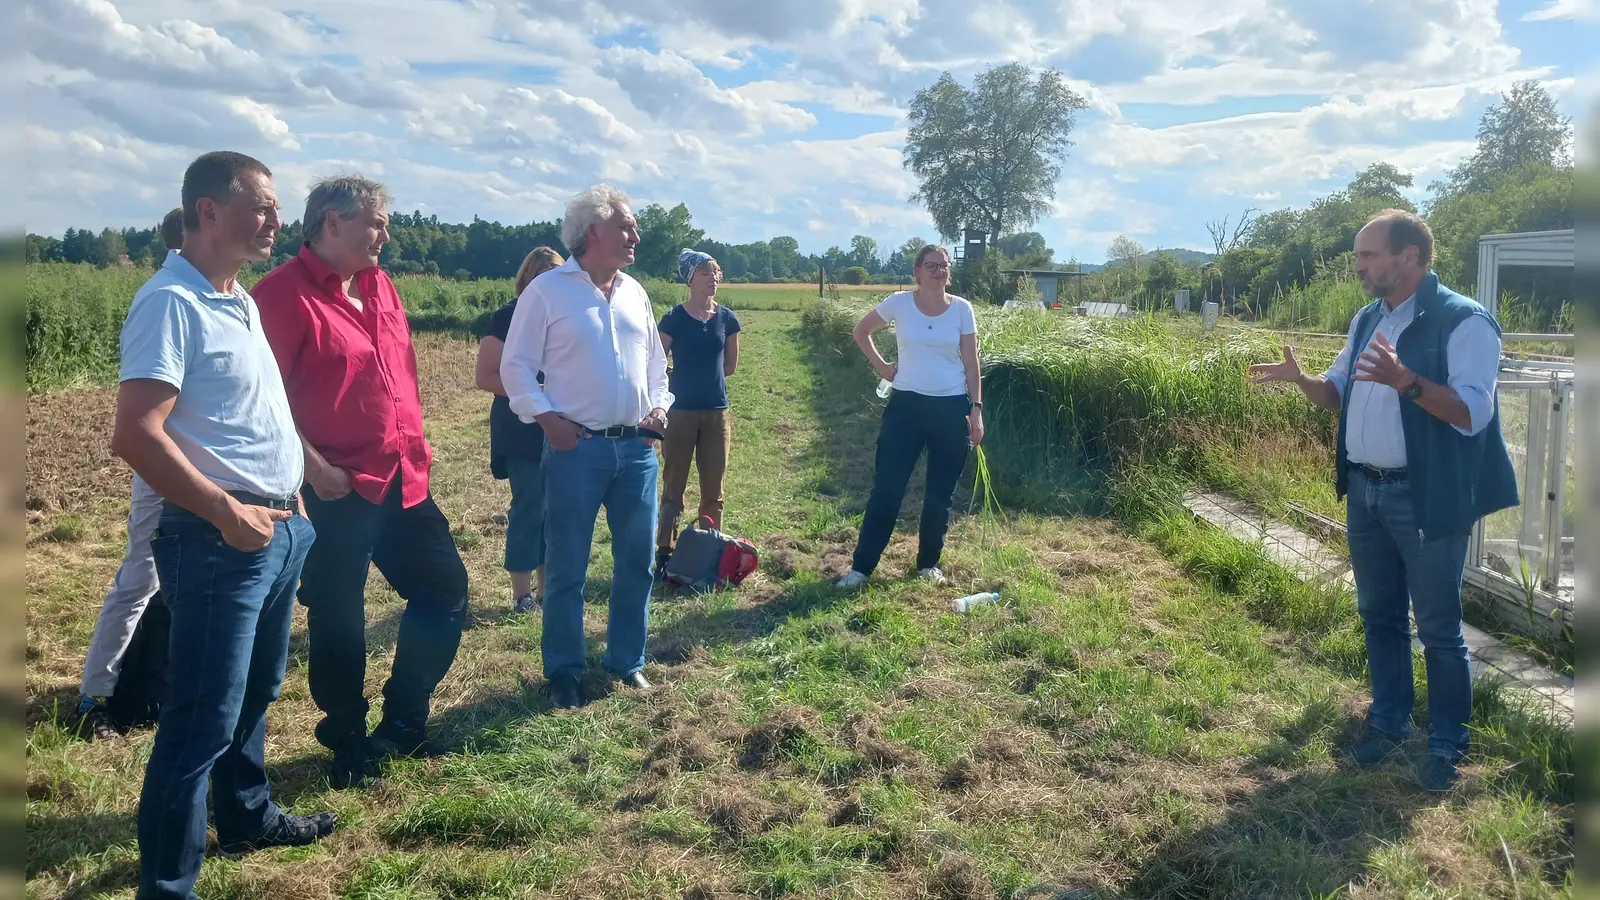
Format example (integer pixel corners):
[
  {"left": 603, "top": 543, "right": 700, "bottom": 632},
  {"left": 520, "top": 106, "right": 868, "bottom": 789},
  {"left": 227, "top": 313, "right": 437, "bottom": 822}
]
[
  {"left": 1250, "top": 209, "right": 1517, "bottom": 794},
  {"left": 500, "top": 183, "right": 673, "bottom": 709}
]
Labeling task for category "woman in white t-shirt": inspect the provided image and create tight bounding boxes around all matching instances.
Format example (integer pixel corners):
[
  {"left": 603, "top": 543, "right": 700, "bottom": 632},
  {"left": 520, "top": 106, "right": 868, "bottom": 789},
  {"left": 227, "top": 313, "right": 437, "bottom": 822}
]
[{"left": 836, "top": 244, "right": 983, "bottom": 589}]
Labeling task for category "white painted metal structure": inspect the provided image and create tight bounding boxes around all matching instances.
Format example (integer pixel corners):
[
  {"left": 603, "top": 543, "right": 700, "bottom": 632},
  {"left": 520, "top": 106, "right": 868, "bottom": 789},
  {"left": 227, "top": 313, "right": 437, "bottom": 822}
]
[
  {"left": 1475, "top": 229, "right": 1574, "bottom": 323},
  {"left": 1465, "top": 229, "right": 1575, "bottom": 629}
]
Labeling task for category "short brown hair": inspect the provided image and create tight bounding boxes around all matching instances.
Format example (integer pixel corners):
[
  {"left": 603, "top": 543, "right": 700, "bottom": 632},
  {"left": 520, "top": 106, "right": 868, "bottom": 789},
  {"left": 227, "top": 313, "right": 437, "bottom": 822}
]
[
  {"left": 181, "top": 150, "right": 272, "bottom": 231},
  {"left": 1368, "top": 209, "right": 1434, "bottom": 268},
  {"left": 913, "top": 244, "right": 950, "bottom": 269},
  {"left": 159, "top": 207, "right": 184, "bottom": 250},
  {"left": 514, "top": 246, "right": 565, "bottom": 295}
]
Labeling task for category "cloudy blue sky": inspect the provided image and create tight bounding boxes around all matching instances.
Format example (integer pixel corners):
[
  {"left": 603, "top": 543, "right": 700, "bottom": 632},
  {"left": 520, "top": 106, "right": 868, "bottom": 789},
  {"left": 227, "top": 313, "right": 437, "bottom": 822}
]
[{"left": 23, "top": 0, "right": 1594, "bottom": 264}]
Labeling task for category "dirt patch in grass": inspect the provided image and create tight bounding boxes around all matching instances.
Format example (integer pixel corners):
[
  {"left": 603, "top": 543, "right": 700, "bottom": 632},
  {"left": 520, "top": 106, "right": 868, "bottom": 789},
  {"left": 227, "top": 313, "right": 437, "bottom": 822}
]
[
  {"left": 841, "top": 711, "right": 918, "bottom": 774},
  {"left": 25, "top": 386, "right": 125, "bottom": 523},
  {"left": 645, "top": 726, "right": 725, "bottom": 777},
  {"left": 695, "top": 781, "right": 802, "bottom": 840},
  {"left": 735, "top": 704, "right": 823, "bottom": 770},
  {"left": 927, "top": 854, "right": 995, "bottom": 900}
]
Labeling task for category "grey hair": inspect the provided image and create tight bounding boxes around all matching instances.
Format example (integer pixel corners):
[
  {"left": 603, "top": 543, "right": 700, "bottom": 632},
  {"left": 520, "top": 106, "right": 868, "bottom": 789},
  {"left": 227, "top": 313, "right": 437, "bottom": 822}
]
[
  {"left": 303, "top": 173, "right": 394, "bottom": 243},
  {"left": 561, "top": 183, "right": 632, "bottom": 258}
]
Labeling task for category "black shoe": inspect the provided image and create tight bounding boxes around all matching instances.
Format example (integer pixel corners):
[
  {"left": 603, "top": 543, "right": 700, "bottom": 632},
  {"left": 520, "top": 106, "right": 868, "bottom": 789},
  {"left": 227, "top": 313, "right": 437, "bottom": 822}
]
[
  {"left": 371, "top": 718, "right": 446, "bottom": 759},
  {"left": 618, "top": 671, "right": 652, "bottom": 691},
  {"left": 1415, "top": 755, "right": 1460, "bottom": 792},
  {"left": 328, "top": 738, "right": 381, "bottom": 789},
  {"left": 218, "top": 810, "right": 337, "bottom": 859},
  {"left": 544, "top": 676, "right": 582, "bottom": 710},
  {"left": 1344, "top": 727, "right": 1404, "bottom": 767}
]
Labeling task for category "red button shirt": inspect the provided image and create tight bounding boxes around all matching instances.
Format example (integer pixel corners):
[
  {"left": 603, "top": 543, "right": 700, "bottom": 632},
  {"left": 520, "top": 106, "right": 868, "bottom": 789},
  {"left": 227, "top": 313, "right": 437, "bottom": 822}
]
[{"left": 255, "top": 243, "right": 431, "bottom": 508}]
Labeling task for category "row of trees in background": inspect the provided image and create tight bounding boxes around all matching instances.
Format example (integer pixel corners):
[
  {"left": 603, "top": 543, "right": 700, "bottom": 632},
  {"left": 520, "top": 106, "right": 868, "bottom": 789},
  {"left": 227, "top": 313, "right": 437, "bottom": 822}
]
[
  {"left": 1073, "top": 80, "right": 1574, "bottom": 331},
  {"left": 25, "top": 203, "right": 938, "bottom": 285}
]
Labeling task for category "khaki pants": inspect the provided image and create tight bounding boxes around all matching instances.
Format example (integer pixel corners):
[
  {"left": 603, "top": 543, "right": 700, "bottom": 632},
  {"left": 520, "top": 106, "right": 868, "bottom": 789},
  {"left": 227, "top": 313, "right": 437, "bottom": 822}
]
[{"left": 657, "top": 408, "right": 731, "bottom": 552}]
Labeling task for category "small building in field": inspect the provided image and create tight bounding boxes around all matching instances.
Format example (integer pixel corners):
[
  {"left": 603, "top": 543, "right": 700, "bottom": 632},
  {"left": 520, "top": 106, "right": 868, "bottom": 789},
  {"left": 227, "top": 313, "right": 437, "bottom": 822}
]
[{"left": 999, "top": 268, "right": 1087, "bottom": 309}]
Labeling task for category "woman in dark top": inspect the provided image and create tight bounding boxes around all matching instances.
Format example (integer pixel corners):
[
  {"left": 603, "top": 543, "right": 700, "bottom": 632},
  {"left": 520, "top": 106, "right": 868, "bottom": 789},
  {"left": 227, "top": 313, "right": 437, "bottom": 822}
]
[
  {"left": 475, "top": 246, "right": 563, "bottom": 612},
  {"left": 655, "top": 249, "right": 741, "bottom": 575}
]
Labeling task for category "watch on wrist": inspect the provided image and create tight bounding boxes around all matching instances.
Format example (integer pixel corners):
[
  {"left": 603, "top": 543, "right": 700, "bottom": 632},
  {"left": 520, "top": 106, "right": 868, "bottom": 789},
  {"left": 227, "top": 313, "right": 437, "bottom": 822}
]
[{"left": 1399, "top": 376, "right": 1422, "bottom": 400}]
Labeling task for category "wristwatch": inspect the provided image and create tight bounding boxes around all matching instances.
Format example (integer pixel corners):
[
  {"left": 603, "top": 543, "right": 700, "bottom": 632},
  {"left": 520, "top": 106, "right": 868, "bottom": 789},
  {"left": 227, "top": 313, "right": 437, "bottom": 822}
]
[{"left": 1399, "top": 375, "right": 1422, "bottom": 401}]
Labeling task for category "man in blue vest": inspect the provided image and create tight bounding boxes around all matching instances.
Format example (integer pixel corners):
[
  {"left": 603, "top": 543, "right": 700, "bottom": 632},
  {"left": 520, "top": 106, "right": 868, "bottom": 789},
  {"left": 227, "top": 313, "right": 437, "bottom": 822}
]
[{"left": 1249, "top": 209, "right": 1518, "bottom": 792}]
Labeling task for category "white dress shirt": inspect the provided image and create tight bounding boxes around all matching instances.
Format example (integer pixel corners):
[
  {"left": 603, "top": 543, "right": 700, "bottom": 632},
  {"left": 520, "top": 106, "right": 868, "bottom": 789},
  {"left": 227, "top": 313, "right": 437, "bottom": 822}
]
[
  {"left": 500, "top": 256, "right": 673, "bottom": 431},
  {"left": 1323, "top": 295, "right": 1502, "bottom": 468}
]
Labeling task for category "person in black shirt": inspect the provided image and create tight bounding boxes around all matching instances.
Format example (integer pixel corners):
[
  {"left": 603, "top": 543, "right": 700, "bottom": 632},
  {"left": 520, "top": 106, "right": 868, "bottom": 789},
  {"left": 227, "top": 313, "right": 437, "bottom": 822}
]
[
  {"left": 655, "top": 249, "right": 741, "bottom": 574},
  {"left": 475, "top": 246, "right": 564, "bottom": 612}
]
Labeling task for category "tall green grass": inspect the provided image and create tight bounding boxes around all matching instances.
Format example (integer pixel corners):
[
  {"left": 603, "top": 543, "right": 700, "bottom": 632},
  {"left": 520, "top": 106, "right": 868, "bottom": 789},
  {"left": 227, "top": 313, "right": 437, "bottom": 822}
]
[
  {"left": 803, "top": 300, "right": 1338, "bottom": 516},
  {"left": 23, "top": 264, "right": 817, "bottom": 390}
]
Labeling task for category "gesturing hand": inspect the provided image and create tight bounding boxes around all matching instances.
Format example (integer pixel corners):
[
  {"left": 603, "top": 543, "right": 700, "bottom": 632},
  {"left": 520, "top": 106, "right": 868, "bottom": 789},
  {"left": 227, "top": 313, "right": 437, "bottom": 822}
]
[
  {"left": 1353, "top": 332, "right": 1412, "bottom": 389},
  {"left": 1247, "top": 346, "right": 1304, "bottom": 385}
]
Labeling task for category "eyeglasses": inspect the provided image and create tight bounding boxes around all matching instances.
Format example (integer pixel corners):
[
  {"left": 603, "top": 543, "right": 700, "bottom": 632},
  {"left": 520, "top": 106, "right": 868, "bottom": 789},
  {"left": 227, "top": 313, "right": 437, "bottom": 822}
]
[{"left": 922, "top": 262, "right": 951, "bottom": 271}]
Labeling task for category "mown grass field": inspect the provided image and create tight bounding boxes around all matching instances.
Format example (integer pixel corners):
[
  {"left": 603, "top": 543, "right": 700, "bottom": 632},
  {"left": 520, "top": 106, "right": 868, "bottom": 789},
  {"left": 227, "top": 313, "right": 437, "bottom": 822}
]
[{"left": 24, "top": 300, "right": 1573, "bottom": 899}]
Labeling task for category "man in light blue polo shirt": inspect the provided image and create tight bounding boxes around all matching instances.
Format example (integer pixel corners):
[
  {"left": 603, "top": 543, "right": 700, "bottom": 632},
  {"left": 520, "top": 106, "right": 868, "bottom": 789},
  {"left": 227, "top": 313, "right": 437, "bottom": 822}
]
[{"left": 112, "top": 150, "right": 337, "bottom": 900}]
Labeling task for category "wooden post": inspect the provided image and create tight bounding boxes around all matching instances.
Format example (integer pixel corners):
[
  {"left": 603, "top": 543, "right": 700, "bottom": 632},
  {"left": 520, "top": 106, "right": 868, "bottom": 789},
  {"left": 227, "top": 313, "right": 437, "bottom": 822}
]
[{"left": 818, "top": 267, "right": 824, "bottom": 298}]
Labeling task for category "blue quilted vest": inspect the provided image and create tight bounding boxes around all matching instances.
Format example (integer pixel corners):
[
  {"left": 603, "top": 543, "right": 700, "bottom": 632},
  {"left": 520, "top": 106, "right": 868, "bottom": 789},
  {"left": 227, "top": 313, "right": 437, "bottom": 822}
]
[{"left": 1333, "top": 272, "right": 1519, "bottom": 538}]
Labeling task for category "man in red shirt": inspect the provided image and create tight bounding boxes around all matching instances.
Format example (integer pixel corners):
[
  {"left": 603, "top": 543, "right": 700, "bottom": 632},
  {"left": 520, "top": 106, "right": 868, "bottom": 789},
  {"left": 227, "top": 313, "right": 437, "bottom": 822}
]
[{"left": 255, "top": 174, "right": 468, "bottom": 789}]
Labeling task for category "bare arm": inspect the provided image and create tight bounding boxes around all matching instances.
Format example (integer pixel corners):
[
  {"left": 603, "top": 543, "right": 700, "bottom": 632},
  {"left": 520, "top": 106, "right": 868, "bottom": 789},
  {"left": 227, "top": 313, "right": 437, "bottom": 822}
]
[
  {"left": 960, "top": 330, "right": 984, "bottom": 445},
  {"left": 475, "top": 335, "right": 506, "bottom": 396},
  {"left": 724, "top": 332, "right": 740, "bottom": 377},
  {"left": 959, "top": 332, "right": 981, "bottom": 404},
  {"left": 852, "top": 310, "right": 896, "bottom": 381},
  {"left": 1406, "top": 376, "right": 1472, "bottom": 430},
  {"left": 112, "top": 379, "right": 287, "bottom": 549},
  {"left": 1294, "top": 373, "right": 1343, "bottom": 413}
]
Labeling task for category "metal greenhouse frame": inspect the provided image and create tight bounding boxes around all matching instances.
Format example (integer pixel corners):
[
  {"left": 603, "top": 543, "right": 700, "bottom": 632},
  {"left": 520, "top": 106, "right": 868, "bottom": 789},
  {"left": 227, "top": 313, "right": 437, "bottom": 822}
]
[{"left": 1465, "top": 229, "right": 1575, "bottom": 635}]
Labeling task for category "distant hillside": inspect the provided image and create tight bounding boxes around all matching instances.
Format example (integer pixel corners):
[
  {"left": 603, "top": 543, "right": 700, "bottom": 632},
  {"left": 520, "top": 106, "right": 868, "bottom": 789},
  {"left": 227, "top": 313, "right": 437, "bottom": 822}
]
[{"left": 1076, "top": 248, "right": 1214, "bottom": 272}]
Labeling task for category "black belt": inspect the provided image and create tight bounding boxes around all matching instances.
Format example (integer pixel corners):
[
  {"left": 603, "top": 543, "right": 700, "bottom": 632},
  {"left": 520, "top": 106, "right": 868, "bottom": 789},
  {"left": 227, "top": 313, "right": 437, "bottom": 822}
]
[
  {"left": 582, "top": 425, "right": 664, "bottom": 441},
  {"left": 165, "top": 490, "right": 299, "bottom": 517},
  {"left": 1352, "top": 463, "right": 1408, "bottom": 483}
]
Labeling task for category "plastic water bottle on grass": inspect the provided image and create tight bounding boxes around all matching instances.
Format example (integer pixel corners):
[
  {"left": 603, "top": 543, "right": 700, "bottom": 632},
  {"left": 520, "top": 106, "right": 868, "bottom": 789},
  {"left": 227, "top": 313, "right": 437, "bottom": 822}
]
[{"left": 951, "top": 591, "right": 999, "bottom": 613}]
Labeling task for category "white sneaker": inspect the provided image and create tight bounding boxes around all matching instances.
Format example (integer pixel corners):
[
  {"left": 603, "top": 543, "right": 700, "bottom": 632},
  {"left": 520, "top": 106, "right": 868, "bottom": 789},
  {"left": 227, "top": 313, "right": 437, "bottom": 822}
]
[
  {"left": 836, "top": 569, "right": 868, "bottom": 589},
  {"left": 918, "top": 567, "right": 947, "bottom": 585}
]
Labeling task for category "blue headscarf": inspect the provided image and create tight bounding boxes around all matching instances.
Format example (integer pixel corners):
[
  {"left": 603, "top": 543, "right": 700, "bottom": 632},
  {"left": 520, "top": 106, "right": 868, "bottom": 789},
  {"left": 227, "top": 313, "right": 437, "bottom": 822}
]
[{"left": 678, "top": 248, "right": 714, "bottom": 284}]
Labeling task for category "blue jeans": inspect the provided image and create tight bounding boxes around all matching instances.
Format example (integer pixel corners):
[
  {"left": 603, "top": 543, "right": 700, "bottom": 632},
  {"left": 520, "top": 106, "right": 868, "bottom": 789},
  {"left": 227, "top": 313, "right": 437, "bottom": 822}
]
[
  {"left": 138, "top": 507, "right": 315, "bottom": 900},
  {"left": 505, "top": 454, "right": 545, "bottom": 573},
  {"left": 1345, "top": 469, "right": 1473, "bottom": 760},
  {"left": 540, "top": 435, "right": 657, "bottom": 682}
]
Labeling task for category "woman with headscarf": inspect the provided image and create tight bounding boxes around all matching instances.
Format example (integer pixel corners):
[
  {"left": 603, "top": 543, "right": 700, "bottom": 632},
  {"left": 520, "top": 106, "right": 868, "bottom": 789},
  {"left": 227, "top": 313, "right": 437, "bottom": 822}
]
[
  {"left": 475, "top": 246, "right": 564, "bottom": 612},
  {"left": 836, "top": 243, "right": 983, "bottom": 589},
  {"left": 654, "top": 249, "right": 742, "bottom": 576}
]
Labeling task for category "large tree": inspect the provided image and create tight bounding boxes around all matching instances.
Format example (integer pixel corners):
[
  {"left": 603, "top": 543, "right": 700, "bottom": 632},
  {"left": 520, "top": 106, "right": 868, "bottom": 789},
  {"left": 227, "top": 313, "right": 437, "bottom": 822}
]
[
  {"left": 1347, "top": 162, "right": 1414, "bottom": 207},
  {"left": 903, "top": 63, "right": 1088, "bottom": 244},
  {"left": 1438, "top": 80, "right": 1572, "bottom": 197},
  {"left": 631, "top": 202, "right": 705, "bottom": 280}
]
